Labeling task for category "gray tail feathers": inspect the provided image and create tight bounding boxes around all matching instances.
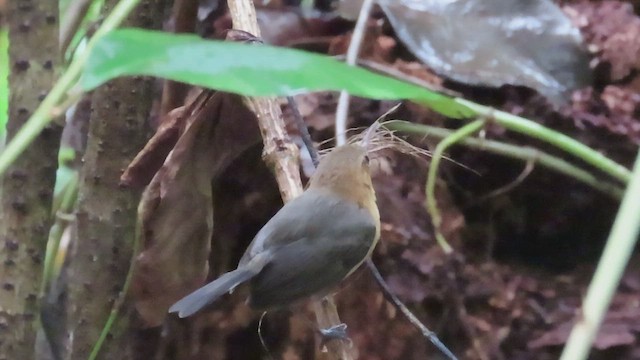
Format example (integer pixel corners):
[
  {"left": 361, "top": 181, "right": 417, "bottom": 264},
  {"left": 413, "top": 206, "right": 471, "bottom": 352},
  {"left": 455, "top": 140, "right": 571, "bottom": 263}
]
[
  {"left": 169, "top": 252, "right": 272, "bottom": 318},
  {"left": 169, "top": 267, "right": 257, "bottom": 318}
]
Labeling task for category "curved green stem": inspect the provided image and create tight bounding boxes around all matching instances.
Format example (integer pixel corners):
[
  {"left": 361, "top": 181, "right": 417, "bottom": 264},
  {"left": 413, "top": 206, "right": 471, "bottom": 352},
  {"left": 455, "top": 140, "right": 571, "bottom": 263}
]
[
  {"left": 0, "top": 0, "right": 142, "bottom": 176},
  {"left": 559, "top": 149, "right": 640, "bottom": 360},
  {"left": 426, "top": 119, "right": 485, "bottom": 253},
  {"left": 389, "top": 121, "right": 624, "bottom": 200},
  {"left": 456, "top": 99, "right": 632, "bottom": 184}
]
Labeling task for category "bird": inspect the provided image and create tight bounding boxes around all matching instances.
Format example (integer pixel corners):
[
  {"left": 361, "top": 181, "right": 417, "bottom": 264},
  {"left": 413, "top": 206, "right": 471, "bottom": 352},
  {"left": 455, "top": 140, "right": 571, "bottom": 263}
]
[{"left": 169, "top": 141, "right": 380, "bottom": 318}]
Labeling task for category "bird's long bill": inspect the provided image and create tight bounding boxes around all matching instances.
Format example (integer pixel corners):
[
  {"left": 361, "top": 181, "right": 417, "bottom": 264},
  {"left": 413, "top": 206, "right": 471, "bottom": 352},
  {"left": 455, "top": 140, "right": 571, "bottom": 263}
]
[{"left": 359, "top": 121, "right": 383, "bottom": 150}]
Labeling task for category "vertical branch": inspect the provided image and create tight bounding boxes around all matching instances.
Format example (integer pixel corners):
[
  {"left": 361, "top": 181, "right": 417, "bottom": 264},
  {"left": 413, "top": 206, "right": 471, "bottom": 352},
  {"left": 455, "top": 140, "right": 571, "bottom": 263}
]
[
  {"left": 226, "top": 1, "right": 351, "bottom": 359},
  {"left": 0, "top": 0, "right": 62, "bottom": 358},
  {"left": 65, "top": 0, "right": 164, "bottom": 359},
  {"left": 226, "top": 0, "right": 303, "bottom": 202},
  {"left": 334, "top": 0, "right": 374, "bottom": 145}
]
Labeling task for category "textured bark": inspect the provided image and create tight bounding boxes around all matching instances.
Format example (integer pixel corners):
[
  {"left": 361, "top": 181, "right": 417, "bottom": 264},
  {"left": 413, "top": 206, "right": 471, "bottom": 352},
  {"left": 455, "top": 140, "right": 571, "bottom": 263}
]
[
  {"left": 65, "top": 1, "right": 164, "bottom": 359},
  {"left": 0, "top": 1, "right": 61, "bottom": 359}
]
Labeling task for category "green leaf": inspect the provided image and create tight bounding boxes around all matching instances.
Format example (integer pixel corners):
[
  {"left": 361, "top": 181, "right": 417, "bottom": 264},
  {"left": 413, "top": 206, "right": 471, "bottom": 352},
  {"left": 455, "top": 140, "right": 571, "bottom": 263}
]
[{"left": 82, "top": 28, "right": 473, "bottom": 118}]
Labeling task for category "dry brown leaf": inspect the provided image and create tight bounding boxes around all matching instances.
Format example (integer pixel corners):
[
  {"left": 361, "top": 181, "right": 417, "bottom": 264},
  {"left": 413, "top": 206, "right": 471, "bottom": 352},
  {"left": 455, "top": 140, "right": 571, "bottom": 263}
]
[
  {"left": 131, "top": 92, "right": 260, "bottom": 327},
  {"left": 121, "top": 91, "right": 212, "bottom": 188}
]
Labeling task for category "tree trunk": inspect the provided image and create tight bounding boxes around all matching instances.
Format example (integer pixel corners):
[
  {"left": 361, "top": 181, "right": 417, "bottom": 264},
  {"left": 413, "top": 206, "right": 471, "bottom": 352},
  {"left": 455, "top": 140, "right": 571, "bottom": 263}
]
[
  {"left": 0, "top": 0, "right": 61, "bottom": 359},
  {"left": 65, "top": 1, "right": 164, "bottom": 359}
]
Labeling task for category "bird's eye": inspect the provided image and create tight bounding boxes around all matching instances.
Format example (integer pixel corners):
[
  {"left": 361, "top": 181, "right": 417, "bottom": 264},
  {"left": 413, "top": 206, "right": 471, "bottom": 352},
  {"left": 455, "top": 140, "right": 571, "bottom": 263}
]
[{"left": 362, "top": 155, "right": 370, "bottom": 166}]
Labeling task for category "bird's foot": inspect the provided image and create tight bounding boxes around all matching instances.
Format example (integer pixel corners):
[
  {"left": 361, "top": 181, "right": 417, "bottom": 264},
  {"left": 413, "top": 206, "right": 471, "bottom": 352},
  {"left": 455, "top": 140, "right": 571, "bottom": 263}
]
[
  {"left": 319, "top": 323, "right": 352, "bottom": 348},
  {"left": 319, "top": 323, "right": 347, "bottom": 340}
]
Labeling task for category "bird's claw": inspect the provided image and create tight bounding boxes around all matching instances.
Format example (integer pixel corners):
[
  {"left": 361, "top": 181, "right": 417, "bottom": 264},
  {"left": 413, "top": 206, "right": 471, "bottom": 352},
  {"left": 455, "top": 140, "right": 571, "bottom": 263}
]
[
  {"left": 319, "top": 323, "right": 352, "bottom": 348},
  {"left": 319, "top": 323, "right": 347, "bottom": 339}
]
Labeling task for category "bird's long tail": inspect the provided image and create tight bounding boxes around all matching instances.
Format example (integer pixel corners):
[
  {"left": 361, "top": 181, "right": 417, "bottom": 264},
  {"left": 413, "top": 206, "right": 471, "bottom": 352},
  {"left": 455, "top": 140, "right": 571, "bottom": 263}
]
[
  {"left": 169, "top": 267, "right": 258, "bottom": 318},
  {"left": 170, "top": 250, "right": 272, "bottom": 318}
]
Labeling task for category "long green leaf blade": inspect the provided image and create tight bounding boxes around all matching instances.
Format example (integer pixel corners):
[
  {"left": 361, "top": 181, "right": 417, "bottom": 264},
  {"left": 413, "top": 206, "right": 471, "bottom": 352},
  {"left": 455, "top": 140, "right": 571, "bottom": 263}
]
[{"left": 82, "top": 28, "right": 472, "bottom": 118}]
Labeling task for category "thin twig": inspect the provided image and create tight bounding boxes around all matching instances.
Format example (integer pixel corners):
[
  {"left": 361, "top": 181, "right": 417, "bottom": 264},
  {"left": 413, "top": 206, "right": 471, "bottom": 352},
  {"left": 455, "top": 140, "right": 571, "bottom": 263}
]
[
  {"left": 366, "top": 260, "right": 458, "bottom": 360},
  {"left": 559, "top": 151, "right": 640, "bottom": 360},
  {"left": 288, "top": 96, "right": 319, "bottom": 167},
  {"left": 335, "top": 0, "right": 374, "bottom": 146},
  {"left": 469, "top": 158, "right": 535, "bottom": 205}
]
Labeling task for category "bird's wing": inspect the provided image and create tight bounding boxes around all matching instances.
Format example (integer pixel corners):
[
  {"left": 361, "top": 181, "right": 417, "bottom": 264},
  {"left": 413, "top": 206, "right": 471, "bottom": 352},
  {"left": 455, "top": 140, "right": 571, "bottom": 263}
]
[
  {"left": 239, "top": 189, "right": 376, "bottom": 266},
  {"left": 248, "top": 223, "right": 376, "bottom": 309}
]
